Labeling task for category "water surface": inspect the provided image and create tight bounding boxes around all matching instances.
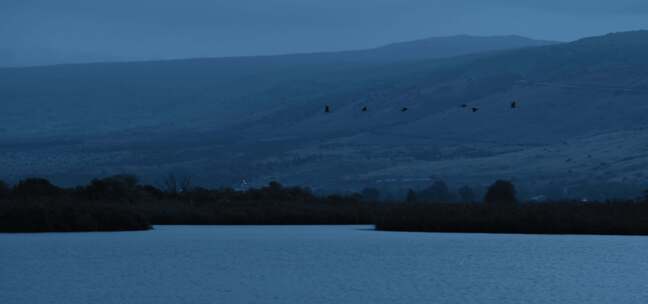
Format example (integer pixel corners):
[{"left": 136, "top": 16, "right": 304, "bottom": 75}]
[{"left": 2, "top": 225, "right": 647, "bottom": 304}]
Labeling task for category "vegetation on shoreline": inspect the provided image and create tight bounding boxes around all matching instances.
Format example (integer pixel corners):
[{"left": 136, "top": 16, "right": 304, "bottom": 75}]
[
  {"left": 0, "top": 200, "right": 151, "bottom": 233},
  {"left": 0, "top": 176, "right": 376, "bottom": 232},
  {"left": 2, "top": 176, "right": 648, "bottom": 235},
  {"left": 375, "top": 202, "right": 648, "bottom": 235},
  {"left": 377, "top": 180, "right": 648, "bottom": 235}
]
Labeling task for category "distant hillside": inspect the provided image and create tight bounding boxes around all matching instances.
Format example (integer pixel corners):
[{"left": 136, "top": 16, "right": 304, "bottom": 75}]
[
  {"left": 0, "top": 34, "right": 555, "bottom": 140},
  {"left": 0, "top": 47, "right": 128, "bottom": 68},
  {"left": 364, "top": 34, "right": 556, "bottom": 62},
  {"left": 2, "top": 31, "right": 648, "bottom": 199},
  {"left": 0, "top": 35, "right": 555, "bottom": 68}
]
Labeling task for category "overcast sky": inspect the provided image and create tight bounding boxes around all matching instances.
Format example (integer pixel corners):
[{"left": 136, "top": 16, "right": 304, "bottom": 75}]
[{"left": 3, "top": 0, "right": 648, "bottom": 61}]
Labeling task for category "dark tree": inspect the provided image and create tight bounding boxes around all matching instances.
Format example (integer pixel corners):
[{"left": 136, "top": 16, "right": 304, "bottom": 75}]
[
  {"left": 13, "top": 178, "right": 62, "bottom": 198},
  {"left": 83, "top": 174, "right": 139, "bottom": 201},
  {"left": 268, "top": 181, "right": 283, "bottom": 191},
  {"left": 0, "top": 180, "right": 9, "bottom": 198},
  {"left": 458, "top": 185, "right": 476, "bottom": 203},
  {"left": 406, "top": 189, "right": 417, "bottom": 203},
  {"left": 421, "top": 180, "right": 451, "bottom": 202},
  {"left": 255, "top": 181, "right": 288, "bottom": 200},
  {"left": 161, "top": 174, "right": 192, "bottom": 195},
  {"left": 484, "top": 180, "right": 517, "bottom": 207},
  {"left": 361, "top": 187, "right": 380, "bottom": 202},
  {"left": 162, "top": 173, "right": 179, "bottom": 195}
]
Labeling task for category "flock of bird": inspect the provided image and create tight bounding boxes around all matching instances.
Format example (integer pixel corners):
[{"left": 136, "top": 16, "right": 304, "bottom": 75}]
[{"left": 324, "top": 101, "right": 518, "bottom": 113}]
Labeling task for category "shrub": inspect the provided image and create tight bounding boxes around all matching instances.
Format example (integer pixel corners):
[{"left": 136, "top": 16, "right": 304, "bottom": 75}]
[{"left": 484, "top": 180, "right": 517, "bottom": 207}]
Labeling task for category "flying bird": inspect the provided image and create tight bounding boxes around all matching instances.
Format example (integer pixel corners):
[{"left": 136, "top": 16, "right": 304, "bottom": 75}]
[
  {"left": 362, "top": 106, "right": 368, "bottom": 112},
  {"left": 324, "top": 105, "right": 331, "bottom": 113},
  {"left": 471, "top": 107, "right": 479, "bottom": 112},
  {"left": 460, "top": 104, "right": 468, "bottom": 108},
  {"left": 511, "top": 101, "right": 518, "bottom": 109},
  {"left": 401, "top": 107, "right": 409, "bottom": 112}
]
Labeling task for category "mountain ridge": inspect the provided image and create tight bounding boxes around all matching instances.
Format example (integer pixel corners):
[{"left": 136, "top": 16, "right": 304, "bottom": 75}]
[{"left": 0, "top": 34, "right": 557, "bottom": 69}]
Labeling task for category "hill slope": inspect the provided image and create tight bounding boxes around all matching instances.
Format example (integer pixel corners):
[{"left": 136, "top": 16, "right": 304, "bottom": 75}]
[
  {"left": 2, "top": 32, "right": 648, "bottom": 198},
  {"left": 0, "top": 35, "right": 554, "bottom": 68},
  {"left": 0, "top": 34, "right": 555, "bottom": 139}
]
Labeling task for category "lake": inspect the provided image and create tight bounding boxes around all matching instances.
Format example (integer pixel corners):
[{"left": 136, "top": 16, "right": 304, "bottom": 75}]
[{"left": 2, "top": 225, "right": 648, "bottom": 304}]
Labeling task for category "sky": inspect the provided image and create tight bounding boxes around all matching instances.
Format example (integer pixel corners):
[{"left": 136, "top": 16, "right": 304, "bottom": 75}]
[{"left": 3, "top": 0, "right": 648, "bottom": 63}]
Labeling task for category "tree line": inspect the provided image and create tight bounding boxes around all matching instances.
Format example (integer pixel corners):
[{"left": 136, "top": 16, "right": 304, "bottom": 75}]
[
  {"left": 0, "top": 175, "right": 374, "bottom": 232},
  {"left": 2, "top": 175, "right": 648, "bottom": 234}
]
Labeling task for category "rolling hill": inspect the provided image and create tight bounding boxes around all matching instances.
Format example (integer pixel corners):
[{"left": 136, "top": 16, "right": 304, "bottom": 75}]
[
  {"left": 0, "top": 34, "right": 555, "bottom": 139},
  {"left": 2, "top": 32, "right": 648, "bottom": 199}
]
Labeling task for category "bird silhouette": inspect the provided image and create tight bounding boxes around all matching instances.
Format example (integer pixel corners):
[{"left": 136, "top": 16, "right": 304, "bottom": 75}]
[
  {"left": 511, "top": 101, "right": 517, "bottom": 109},
  {"left": 324, "top": 105, "right": 331, "bottom": 113},
  {"left": 471, "top": 107, "right": 479, "bottom": 112},
  {"left": 401, "top": 107, "right": 408, "bottom": 112},
  {"left": 460, "top": 104, "right": 468, "bottom": 108},
  {"left": 361, "top": 106, "right": 368, "bottom": 112}
]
